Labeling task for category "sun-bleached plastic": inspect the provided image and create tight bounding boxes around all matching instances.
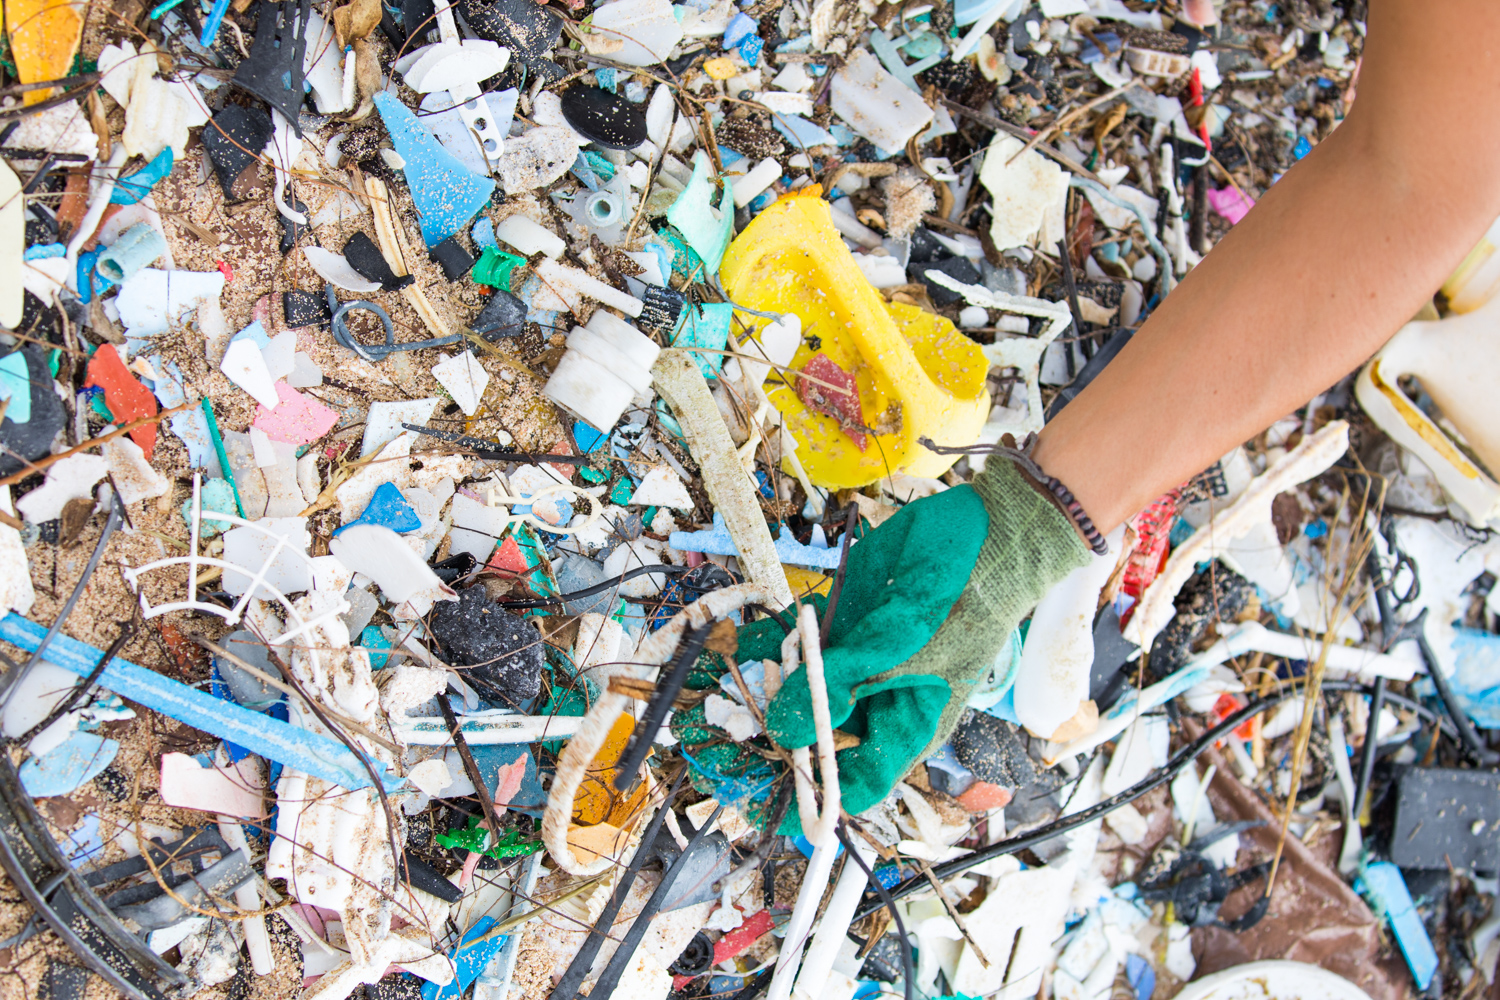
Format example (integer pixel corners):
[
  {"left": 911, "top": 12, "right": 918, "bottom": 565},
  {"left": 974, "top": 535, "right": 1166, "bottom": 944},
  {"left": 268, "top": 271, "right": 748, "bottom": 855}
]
[{"left": 543, "top": 310, "right": 660, "bottom": 431}]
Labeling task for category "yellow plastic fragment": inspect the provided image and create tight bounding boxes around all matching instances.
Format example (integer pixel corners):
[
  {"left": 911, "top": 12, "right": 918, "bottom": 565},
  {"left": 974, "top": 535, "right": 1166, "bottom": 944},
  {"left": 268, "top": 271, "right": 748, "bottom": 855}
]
[
  {"left": 5, "top": 0, "right": 84, "bottom": 106},
  {"left": 703, "top": 56, "right": 738, "bottom": 80},
  {"left": 783, "top": 565, "right": 833, "bottom": 600},
  {"left": 720, "top": 195, "right": 990, "bottom": 489},
  {"left": 571, "top": 711, "right": 649, "bottom": 826}
]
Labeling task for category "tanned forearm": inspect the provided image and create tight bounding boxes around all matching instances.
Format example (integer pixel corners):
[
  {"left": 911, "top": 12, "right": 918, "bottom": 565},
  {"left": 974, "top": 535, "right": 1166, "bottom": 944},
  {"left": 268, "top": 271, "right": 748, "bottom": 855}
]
[{"left": 1031, "top": 0, "right": 1500, "bottom": 533}]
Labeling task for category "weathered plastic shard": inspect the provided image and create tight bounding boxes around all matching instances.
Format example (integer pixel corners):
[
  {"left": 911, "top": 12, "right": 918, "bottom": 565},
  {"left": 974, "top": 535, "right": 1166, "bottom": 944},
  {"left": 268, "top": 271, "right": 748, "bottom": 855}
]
[
  {"left": 95, "top": 223, "right": 167, "bottom": 285},
  {"left": 979, "top": 134, "right": 1069, "bottom": 251},
  {"left": 115, "top": 268, "right": 225, "bottom": 338},
  {"left": 431, "top": 351, "right": 490, "bottom": 416},
  {"left": 397, "top": 39, "right": 510, "bottom": 93},
  {"left": 16, "top": 454, "right": 108, "bottom": 523},
  {"left": 460, "top": 0, "right": 564, "bottom": 79},
  {"left": 630, "top": 466, "right": 692, "bottom": 509},
  {"left": 222, "top": 517, "right": 312, "bottom": 598},
  {"left": 498, "top": 126, "right": 582, "bottom": 194},
  {"left": 719, "top": 194, "right": 990, "bottom": 489},
  {"left": 561, "top": 86, "right": 649, "bottom": 149},
  {"left": 233, "top": 0, "right": 311, "bottom": 132},
  {"left": 336, "top": 481, "right": 421, "bottom": 535},
  {"left": 666, "top": 153, "right": 734, "bottom": 274},
  {"left": 364, "top": 398, "right": 440, "bottom": 457},
  {"left": 830, "top": 49, "right": 935, "bottom": 154},
  {"left": 5, "top": 0, "right": 83, "bottom": 106},
  {"left": 85, "top": 343, "right": 160, "bottom": 457},
  {"left": 160, "top": 753, "right": 264, "bottom": 817},
  {"left": 1358, "top": 864, "right": 1438, "bottom": 992},
  {"left": 116, "top": 848, "right": 254, "bottom": 932},
  {"left": 302, "top": 10, "right": 349, "bottom": 113},
  {"left": 0, "top": 492, "right": 32, "bottom": 618},
  {"left": 121, "top": 44, "right": 211, "bottom": 160},
  {"left": 472, "top": 290, "right": 528, "bottom": 340},
  {"left": 329, "top": 523, "right": 457, "bottom": 617},
  {"left": 103, "top": 433, "right": 171, "bottom": 505},
  {"left": 1125, "top": 421, "right": 1351, "bottom": 650},
  {"left": 543, "top": 310, "right": 659, "bottom": 430},
  {"left": 429, "top": 587, "right": 544, "bottom": 702},
  {"left": 110, "top": 148, "right": 174, "bottom": 205},
  {"left": 221, "top": 338, "right": 282, "bottom": 410},
  {"left": 0, "top": 613, "right": 400, "bottom": 790},
  {"left": 532, "top": 257, "right": 644, "bottom": 317},
  {"left": 303, "top": 246, "right": 381, "bottom": 293},
  {"left": 589, "top": 0, "right": 684, "bottom": 65},
  {"left": 19, "top": 731, "right": 119, "bottom": 797},
  {"left": 0, "top": 164, "right": 22, "bottom": 329},
  {"left": 494, "top": 214, "right": 565, "bottom": 257},
  {"left": 374, "top": 91, "right": 497, "bottom": 246}
]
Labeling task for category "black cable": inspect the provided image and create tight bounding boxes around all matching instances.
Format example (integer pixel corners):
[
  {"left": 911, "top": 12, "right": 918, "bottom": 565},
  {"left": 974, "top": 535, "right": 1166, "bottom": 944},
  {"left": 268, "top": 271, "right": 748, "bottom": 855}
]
[
  {"left": 495, "top": 563, "right": 690, "bottom": 608},
  {"left": 613, "top": 621, "right": 712, "bottom": 791},
  {"left": 853, "top": 678, "right": 1413, "bottom": 920},
  {"left": 837, "top": 820, "right": 915, "bottom": 1000}
]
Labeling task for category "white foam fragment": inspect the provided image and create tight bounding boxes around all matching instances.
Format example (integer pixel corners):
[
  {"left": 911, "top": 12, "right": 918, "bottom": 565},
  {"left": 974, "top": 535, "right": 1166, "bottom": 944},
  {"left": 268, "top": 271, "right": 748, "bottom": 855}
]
[
  {"left": 629, "top": 466, "right": 693, "bottom": 510},
  {"left": 16, "top": 454, "right": 108, "bottom": 523}
]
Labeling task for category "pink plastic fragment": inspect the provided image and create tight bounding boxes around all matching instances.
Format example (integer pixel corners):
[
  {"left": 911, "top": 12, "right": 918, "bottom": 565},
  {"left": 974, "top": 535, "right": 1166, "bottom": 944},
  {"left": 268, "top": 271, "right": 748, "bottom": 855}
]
[
  {"left": 158, "top": 752, "right": 265, "bottom": 817},
  {"left": 253, "top": 383, "right": 339, "bottom": 445},
  {"left": 797, "top": 352, "right": 866, "bottom": 450},
  {"left": 1207, "top": 186, "right": 1255, "bottom": 225}
]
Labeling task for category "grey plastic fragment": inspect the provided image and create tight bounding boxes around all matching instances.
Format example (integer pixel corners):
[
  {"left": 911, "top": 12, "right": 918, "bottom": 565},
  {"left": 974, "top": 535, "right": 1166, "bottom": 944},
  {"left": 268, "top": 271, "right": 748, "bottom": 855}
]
[{"left": 113, "top": 849, "right": 253, "bottom": 932}]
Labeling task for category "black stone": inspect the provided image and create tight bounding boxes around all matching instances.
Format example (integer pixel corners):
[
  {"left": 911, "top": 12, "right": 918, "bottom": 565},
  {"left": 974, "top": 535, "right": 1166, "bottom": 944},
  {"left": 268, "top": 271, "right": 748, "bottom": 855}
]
[
  {"left": 430, "top": 551, "right": 476, "bottom": 585},
  {"left": 204, "top": 104, "right": 274, "bottom": 198},
  {"left": 559, "top": 86, "right": 649, "bottom": 150},
  {"left": 459, "top": 0, "right": 564, "bottom": 80},
  {"left": 0, "top": 347, "right": 65, "bottom": 479},
  {"left": 638, "top": 284, "right": 686, "bottom": 337},
  {"left": 429, "top": 236, "right": 475, "bottom": 281},
  {"left": 951, "top": 712, "right": 1038, "bottom": 790},
  {"left": 428, "top": 587, "right": 544, "bottom": 703},
  {"left": 343, "top": 232, "right": 414, "bottom": 291},
  {"left": 233, "top": 0, "right": 312, "bottom": 133},
  {"left": 910, "top": 256, "right": 981, "bottom": 306},
  {"left": 471, "top": 289, "right": 527, "bottom": 341},
  {"left": 669, "top": 932, "right": 715, "bottom": 976},
  {"left": 283, "top": 289, "right": 331, "bottom": 328}
]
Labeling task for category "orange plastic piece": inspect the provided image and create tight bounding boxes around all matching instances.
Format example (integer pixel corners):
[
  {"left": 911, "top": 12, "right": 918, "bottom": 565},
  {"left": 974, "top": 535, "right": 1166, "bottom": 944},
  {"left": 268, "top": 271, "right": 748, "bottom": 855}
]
[
  {"left": 5, "top": 0, "right": 85, "bottom": 107},
  {"left": 719, "top": 195, "right": 989, "bottom": 489},
  {"left": 571, "top": 711, "right": 649, "bottom": 827}
]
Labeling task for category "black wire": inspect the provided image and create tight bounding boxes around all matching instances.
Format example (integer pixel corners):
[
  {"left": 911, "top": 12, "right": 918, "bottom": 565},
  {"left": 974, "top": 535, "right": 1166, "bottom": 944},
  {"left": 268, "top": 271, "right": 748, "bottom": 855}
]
[
  {"left": 837, "top": 820, "right": 915, "bottom": 1000},
  {"left": 613, "top": 621, "right": 712, "bottom": 790},
  {"left": 495, "top": 563, "right": 690, "bottom": 608},
  {"left": 852, "top": 678, "right": 1420, "bottom": 920}
]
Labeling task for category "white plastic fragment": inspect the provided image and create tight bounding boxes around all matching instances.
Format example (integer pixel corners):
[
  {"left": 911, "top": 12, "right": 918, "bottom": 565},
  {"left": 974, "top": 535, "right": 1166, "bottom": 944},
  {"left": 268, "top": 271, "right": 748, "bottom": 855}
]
[
  {"left": 629, "top": 467, "right": 693, "bottom": 510},
  {"left": 430, "top": 351, "right": 490, "bottom": 416},
  {"left": 117, "top": 40, "right": 211, "bottom": 160},
  {"left": 979, "top": 135, "right": 1069, "bottom": 251},
  {"left": 15, "top": 455, "right": 107, "bottom": 524},
  {"left": 532, "top": 257, "right": 645, "bottom": 317},
  {"left": 544, "top": 311, "right": 660, "bottom": 434},
  {"left": 830, "top": 50, "right": 935, "bottom": 153},
  {"left": 494, "top": 215, "right": 565, "bottom": 258},
  {"left": 363, "top": 398, "right": 440, "bottom": 457},
  {"left": 731, "top": 159, "right": 783, "bottom": 208},
  {"left": 589, "top": 0, "right": 685, "bottom": 65},
  {"left": 0, "top": 489, "right": 34, "bottom": 619},
  {"left": 221, "top": 339, "right": 282, "bottom": 410},
  {"left": 103, "top": 435, "right": 171, "bottom": 505},
  {"left": 498, "top": 127, "right": 582, "bottom": 194},
  {"left": 304, "top": 246, "right": 381, "bottom": 293},
  {"left": 222, "top": 518, "right": 313, "bottom": 599},
  {"left": 328, "top": 524, "right": 457, "bottom": 617},
  {"left": 114, "top": 268, "right": 226, "bottom": 338}
]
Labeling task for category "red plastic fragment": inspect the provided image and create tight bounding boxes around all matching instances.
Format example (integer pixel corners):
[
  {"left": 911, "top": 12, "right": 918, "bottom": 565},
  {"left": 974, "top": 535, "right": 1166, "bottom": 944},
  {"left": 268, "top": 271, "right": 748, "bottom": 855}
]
[
  {"left": 488, "top": 535, "right": 528, "bottom": 576},
  {"left": 217, "top": 260, "right": 234, "bottom": 282},
  {"left": 714, "top": 907, "right": 774, "bottom": 965},
  {"left": 957, "top": 781, "right": 1014, "bottom": 813},
  {"left": 796, "top": 352, "right": 866, "bottom": 451},
  {"left": 83, "top": 343, "right": 158, "bottom": 458},
  {"left": 1120, "top": 488, "right": 1181, "bottom": 622}
]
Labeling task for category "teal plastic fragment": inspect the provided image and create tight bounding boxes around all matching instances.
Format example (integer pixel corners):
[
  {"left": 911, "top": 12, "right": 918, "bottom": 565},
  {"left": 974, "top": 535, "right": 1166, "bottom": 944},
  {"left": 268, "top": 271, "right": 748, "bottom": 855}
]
[
  {"left": 201, "top": 398, "right": 246, "bottom": 518},
  {"left": 581, "top": 149, "right": 616, "bottom": 182},
  {"left": 656, "top": 227, "right": 706, "bottom": 282},
  {"left": 111, "top": 148, "right": 174, "bottom": 205},
  {"left": 671, "top": 302, "right": 733, "bottom": 378},
  {"left": 181, "top": 478, "right": 238, "bottom": 538},
  {"left": 96, "top": 223, "right": 167, "bottom": 283},
  {"left": 665, "top": 156, "right": 734, "bottom": 274},
  {"left": 0, "top": 351, "right": 32, "bottom": 424},
  {"left": 375, "top": 91, "right": 497, "bottom": 248},
  {"left": 1357, "top": 861, "right": 1438, "bottom": 990},
  {"left": 361, "top": 625, "right": 392, "bottom": 669}
]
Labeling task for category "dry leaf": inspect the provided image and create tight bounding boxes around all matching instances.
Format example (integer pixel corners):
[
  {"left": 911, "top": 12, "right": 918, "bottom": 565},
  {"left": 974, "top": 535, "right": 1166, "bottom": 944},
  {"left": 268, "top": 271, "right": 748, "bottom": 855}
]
[{"left": 704, "top": 618, "right": 739, "bottom": 657}]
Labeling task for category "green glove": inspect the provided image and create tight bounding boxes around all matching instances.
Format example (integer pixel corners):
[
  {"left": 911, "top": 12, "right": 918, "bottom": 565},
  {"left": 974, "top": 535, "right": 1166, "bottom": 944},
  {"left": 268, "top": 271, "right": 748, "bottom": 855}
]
[{"left": 763, "top": 457, "right": 1091, "bottom": 823}]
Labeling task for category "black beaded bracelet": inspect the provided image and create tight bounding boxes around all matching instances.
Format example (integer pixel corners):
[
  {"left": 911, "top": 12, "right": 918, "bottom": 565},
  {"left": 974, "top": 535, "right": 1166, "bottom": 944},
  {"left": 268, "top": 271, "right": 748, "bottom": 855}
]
[{"left": 919, "top": 433, "right": 1112, "bottom": 556}]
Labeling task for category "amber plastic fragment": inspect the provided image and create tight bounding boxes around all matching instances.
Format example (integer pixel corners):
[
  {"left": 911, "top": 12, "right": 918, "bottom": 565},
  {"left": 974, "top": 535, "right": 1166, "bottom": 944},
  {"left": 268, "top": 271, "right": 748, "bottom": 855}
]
[
  {"left": 719, "top": 195, "right": 989, "bottom": 489},
  {"left": 6, "top": 0, "right": 84, "bottom": 107}
]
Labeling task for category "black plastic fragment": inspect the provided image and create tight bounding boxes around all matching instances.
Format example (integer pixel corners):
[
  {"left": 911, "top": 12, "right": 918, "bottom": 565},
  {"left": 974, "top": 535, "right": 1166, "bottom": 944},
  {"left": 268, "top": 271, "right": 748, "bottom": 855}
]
[
  {"left": 429, "top": 236, "right": 475, "bottom": 281},
  {"left": 669, "top": 931, "right": 715, "bottom": 976},
  {"left": 232, "top": 0, "right": 312, "bottom": 133},
  {"left": 428, "top": 587, "right": 545, "bottom": 702},
  {"left": 459, "top": 0, "right": 564, "bottom": 81},
  {"left": 203, "top": 105, "right": 273, "bottom": 198},
  {"left": 1390, "top": 767, "right": 1500, "bottom": 871},
  {"left": 1088, "top": 604, "right": 1139, "bottom": 711},
  {"left": 279, "top": 198, "right": 309, "bottom": 254},
  {"left": 638, "top": 284, "right": 686, "bottom": 337},
  {"left": 282, "top": 289, "right": 330, "bottom": 328},
  {"left": 343, "top": 232, "right": 414, "bottom": 291},
  {"left": 559, "top": 87, "right": 649, "bottom": 150},
  {"left": 430, "top": 551, "right": 477, "bottom": 585},
  {"left": 1148, "top": 563, "right": 1255, "bottom": 681},
  {"left": 40, "top": 963, "right": 87, "bottom": 1000},
  {"left": 910, "top": 256, "right": 981, "bottom": 306},
  {"left": 401, "top": 852, "right": 463, "bottom": 902},
  {"left": 471, "top": 289, "right": 527, "bottom": 341},
  {"left": 0, "top": 346, "right": 67, "bottom": 478},
  {"left": 951, "top": 712, "right": 1038, "bottom": 790}
]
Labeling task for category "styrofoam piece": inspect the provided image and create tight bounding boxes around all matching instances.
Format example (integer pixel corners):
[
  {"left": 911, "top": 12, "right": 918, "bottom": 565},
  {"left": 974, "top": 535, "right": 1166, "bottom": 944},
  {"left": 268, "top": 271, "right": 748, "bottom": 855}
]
[
  {"left": 543, "top": 311, "right": 659, "bottom": 430},
  {"left": 363, "top": 398, "right": 440, "bottom": 457},
  {"left": 431, "top": 351, "right": 490, "bottom": 416},
  {"left": 15, "top": 454, "right": 108, "bottom": 523},
  {"left": 115, "top": 268, "right": 226, "bottom": 337},
  {"left": 494, "top": 215, "right": 565, "bottom": 257},
  {"left": 830, "top": 50, "right": 934, "bottom": 153},
  {"left": 221, "top": 338, "right": 281, "bottom": 410},
  {"left": 222, "top": 518, "right": 312, "bottom": 599},
  {"left": 589, "top": 0, "right": 685, "bottom": 65},
  {"left": 304, "top": 246, "right": 382, "bottom": 293},
  {"left": 1013, "top": 526, "right": 1126, "bottom": 738},
  {"left": 328, "top": 523, "right": 456, "bottom": 617},
  {"left": 498, "top": 126, "right": 581, "bottom": 194},
  {"left": 532, "top": 257, "right": 644, "bottom": 316},
  {"left": 0, "top": 490, "right": 31, "bottom": 619},
  {"left": 979, "top": 134, "right": 1069, "bottom": 251},
  {"left": 1125, "top": 421, "right": 1350, "bottom": 649}
]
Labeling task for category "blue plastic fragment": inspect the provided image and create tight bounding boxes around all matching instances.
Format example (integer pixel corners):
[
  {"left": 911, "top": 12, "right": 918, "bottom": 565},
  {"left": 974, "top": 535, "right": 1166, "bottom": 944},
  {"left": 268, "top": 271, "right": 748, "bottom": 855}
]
[
  {"left": 871, "top": 864, "right": 901, "bottom": 890},
  {"left": 19, "top": 731, "right": 120, "bottom": 797},
  {"left": 793, "top": 833, "right": 842, "bottom": 859},
  {"left": 954, "top": 0, "right": 1005, "bottom": 25},
  {"left": 96, "top": 223, "right": 167, "bottom": 284},
  {"left": 472, "top": 217, "right": 499, "bottom": 251},
  {"left": 671, "top": 302, "right": 733, "bottom": 377},
  {"left": 199, "top": 0, "right": 233, "bottom": 46},
  {"left": 360, "top": 625, "right": 392, "bottom": 670},
  {"left": 0, "top": 613, "right": 403, "bottom": 792},
  {"left": 1428, "top": 626, "right": 1500, "bottom": 728},
  {"left": 717, "top": 145, "right": 745, "bottom": 167},
  {"left": 375, "top": 91, "right": 497, "bottom": 247},
  {"left": 573, "top": 421, "right": 608, "bottom": 453},
  {"left": 1125, "top": 954, "right": 1155, "bottom": 1000},
  {"left": 232, "top": 320, "right": 271, "bottom": 349},
  {"left": 0, "top": 351, "right": 32, "bottom": 424},
  {"left": 153, "top": 357, "right": 218, "bottom": 472},
  {"left": 335, "top": 482, "right": 421, "bottom": 536},
  {"left": 569, "top": 152, "right": 600, "bottom": 191},
  {"left": 722, "top": 12, "right": 757, "bottom": 48},
  {"left": 669, "top": 511, "right": 736, "bottom": 556},
  {"left": 1293, "top": 135, "right": 1313, "bottom": 160},
  {"left": 64, "top": 813, "right": 105, "bottom": 863},
  {"left": 23, "top": 242, "right": 65, "bottom": 261},
  {"left": 596, "top": 67, "right": 617, "bottom": 91},
  {"left": 421, "top": 918, "right": 503, "bottom": 1000},
  {"left": 469, "top": 744, "right": 545, "bottom": 813},
  {"left": 581, "top": 150, "right": 616, "bottom": 182},
  {"left": 774, "top": 521, "right": 842, "bottom": 569},
  {"left": 1357, "top": 861, "right": 1438, "bottom": 991},
  {"left": 111, "top": 148, "right": 174, "bottom": 205},
  {"left": 771, "top": 114, "right": 838, "bottom": 150},
  {"left": 738, "top": 34, "right": 764, "bottom": 66}
]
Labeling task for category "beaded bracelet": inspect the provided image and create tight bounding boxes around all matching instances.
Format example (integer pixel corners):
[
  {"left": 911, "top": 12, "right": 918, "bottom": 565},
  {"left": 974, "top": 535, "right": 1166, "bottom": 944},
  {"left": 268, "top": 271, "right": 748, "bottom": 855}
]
[{"left": 919, "top": 433, "right": 1111, "bottom": 556}]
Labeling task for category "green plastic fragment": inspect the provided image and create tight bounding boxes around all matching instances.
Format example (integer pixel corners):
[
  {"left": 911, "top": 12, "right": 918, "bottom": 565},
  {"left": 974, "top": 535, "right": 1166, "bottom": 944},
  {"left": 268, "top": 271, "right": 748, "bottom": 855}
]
[
  {"left": 609, "top": 477, "right": 634, "bottom": 505},
  {"left": 665, "top": 154, "right": 734, "bottom": 274},
  {"left": 435, "top": 822, "right": 540, "bottom": 858},
  {"left": 578, "top": 465, "right": 608, "bottom": 484},
  {"left": 472, "top": 246, "right": 527, "bottom": 290},
  {"left": 671, "top": 302, "right": 733, "bottom": 378},
  {"left": 656, "top": 226, "right": 706, "bottom": 282},
  {"left": 201, "top": 398, "right": 246, "bottom": 518},
  {"left": 580, "top": 150, "right": 616, "bottom": 182}
]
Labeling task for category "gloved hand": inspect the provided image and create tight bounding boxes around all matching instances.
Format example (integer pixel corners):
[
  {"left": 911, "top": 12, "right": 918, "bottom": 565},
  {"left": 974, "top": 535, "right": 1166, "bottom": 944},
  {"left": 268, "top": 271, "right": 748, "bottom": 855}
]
[{"left": 762, "top": 456, "right": 1091, "bottom": 826}]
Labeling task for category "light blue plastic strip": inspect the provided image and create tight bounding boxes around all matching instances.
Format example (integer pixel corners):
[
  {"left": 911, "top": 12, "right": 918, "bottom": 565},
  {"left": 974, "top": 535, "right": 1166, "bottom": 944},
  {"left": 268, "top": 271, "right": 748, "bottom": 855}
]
[
  {"left": 0, "top": 613, "right": 402, "bottom": 792},
  {"left": 1358, "top": 861, "right": 1439, "bottom": 990}
]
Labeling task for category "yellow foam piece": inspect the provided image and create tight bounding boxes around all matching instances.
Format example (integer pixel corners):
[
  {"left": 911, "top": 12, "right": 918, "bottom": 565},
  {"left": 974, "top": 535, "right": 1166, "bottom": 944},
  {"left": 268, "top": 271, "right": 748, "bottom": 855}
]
[{"left": 720, "top": 194, "right": 989, "bottom": 489}]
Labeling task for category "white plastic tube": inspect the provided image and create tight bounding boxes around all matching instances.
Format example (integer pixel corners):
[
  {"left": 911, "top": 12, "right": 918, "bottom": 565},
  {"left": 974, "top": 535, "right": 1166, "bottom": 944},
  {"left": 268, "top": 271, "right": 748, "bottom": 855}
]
[{"left": 792, "top": 839, "right": 878, "bottom": 1000}]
